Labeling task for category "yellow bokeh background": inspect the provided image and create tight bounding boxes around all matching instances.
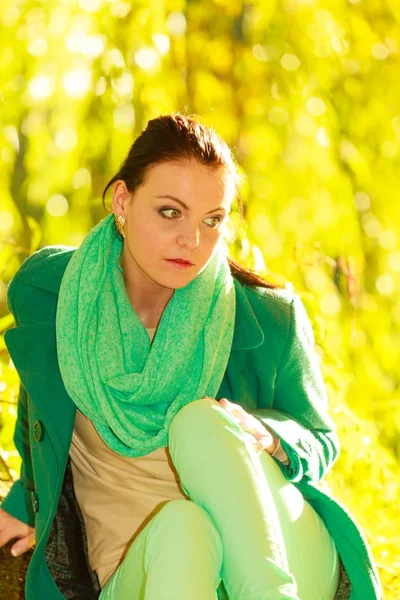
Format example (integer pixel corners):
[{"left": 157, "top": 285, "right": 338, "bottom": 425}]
[{"left": 0, "top": 0, "right": 399, "bottom": 595}]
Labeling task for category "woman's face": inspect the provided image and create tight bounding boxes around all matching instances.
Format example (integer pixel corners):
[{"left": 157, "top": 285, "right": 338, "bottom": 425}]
[{"left": 112, "top": 160, "right": 234, "bottom": 293}]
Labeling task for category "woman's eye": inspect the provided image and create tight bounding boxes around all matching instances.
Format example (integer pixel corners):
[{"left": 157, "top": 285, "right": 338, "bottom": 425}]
[
  {"left": 159, "top": 208, "right": 222, "bottom": 229},
  {"left": 204, "top": 216, "right": 222, "bottom": 228},
  {"left": 160, "top": 208, "right": 181, "bottom": 219}
]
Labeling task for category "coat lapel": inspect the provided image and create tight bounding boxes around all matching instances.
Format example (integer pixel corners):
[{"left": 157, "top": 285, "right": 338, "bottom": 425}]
[{"left": 231, "top": 280, "right": 264, "bottom": 350}]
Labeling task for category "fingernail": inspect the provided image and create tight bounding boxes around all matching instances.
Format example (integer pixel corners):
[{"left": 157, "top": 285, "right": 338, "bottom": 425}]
[{"left": 11, "top": 548, "right": 20, "bottom": 557}]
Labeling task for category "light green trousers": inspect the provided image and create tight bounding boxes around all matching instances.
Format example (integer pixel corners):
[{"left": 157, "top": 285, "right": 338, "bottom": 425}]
[{"left": 99, "top": 398, "right": 340, "bottom": 599}]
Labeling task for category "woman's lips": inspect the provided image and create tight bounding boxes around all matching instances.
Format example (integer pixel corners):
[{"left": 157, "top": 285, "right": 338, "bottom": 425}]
[{"left": 165, "top": 259, "right": 193, "bottom": 269}]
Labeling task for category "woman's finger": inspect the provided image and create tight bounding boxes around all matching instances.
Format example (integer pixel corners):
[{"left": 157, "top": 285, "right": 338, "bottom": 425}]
[
  {"left": 219, "top": 398, "right": 247, "bottom": 420},
  {"left": 219, "top": 399, "right": 277, "bottom": 453},
  {"left": 220, "top": 400, "right": 260, "bottom": 432},
  {"left": 10, "top": 531, "right": 36, "bottom": 557},
  {"left": 220, "top": 398, "right": 244, "bottom": 412},
  {"left": 219, "top": 398, "right": 277, "bottom": 451}
]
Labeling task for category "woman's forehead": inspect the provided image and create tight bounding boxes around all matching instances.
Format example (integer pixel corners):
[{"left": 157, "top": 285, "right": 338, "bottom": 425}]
[
  {"left": 142, "top": 161, "right": 234, "bottom": 200},
  {"left": 145, "top": 159, "right": 229, "bottom": 180}
]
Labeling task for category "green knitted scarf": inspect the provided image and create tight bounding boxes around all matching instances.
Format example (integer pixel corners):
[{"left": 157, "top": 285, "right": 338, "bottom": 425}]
[{"left": 55, "top": 213, "right": 236, "bottom": 457}]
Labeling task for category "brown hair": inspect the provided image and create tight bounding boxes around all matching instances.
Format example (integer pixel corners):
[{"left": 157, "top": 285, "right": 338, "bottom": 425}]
[{"left": 102, "top": 113, "right": 281, "bottom": 290}]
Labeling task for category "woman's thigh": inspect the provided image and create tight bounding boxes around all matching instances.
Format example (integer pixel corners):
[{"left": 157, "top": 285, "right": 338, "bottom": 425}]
[
  {"left": 257, "top": 449, "right": 340, "bottom": 599},
  {"left": 99, "top": 498, "right": 223, "bottom": 600},
  {"left": 168, "top": 397, "right": 340, "bottom": 600}
]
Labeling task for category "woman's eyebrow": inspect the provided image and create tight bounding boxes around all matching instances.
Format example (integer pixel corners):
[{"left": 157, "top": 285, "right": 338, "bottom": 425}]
[{"left": 155, "top": 194, "right": 227, "bottom": 214}]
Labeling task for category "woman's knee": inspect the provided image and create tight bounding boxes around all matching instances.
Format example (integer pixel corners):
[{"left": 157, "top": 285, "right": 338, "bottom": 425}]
[
  {"left": 168, "top": 397, "right": 249, "bottom": 464},
  {"left": 155, "top": 498, "right": 217, "bottom": 536},
  {"left": 169, "top": 397, "right": 225, "bottom": 438}
]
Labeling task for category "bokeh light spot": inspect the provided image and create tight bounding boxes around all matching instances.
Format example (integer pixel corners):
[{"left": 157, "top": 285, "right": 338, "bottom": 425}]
[
  {"left": 79, "top": 0, "right": 102, "bottom": 13},
  {"left": 27, "top": 38, "right": 48, "bottom": 56},
  {"left": 316, "top": 127, "right": 329, "bottom": 147},
  {"left": 371, "top": 43, "right": 389, "bottom": 60},
  {"left": 63, "top": 70, "right": 92, "bottom": 98},
  {"left": 0, "top": 211, "right": 14, "bottom": 232},
  {"left": 152, "top": 34, "right": 170, "bottom": 55},
  {"left": 379, "top": 230, "right": 397, "bottom": 251},
  {"left": 281, "top": 53, "right": 301, "bottom": 71},
  {"left": 388, "top": 251, "right": 400, "bottom": 272},
  {"left": 354, "top": 191, "right": 371, "bottom": 211},
  {"left": 296, "top": 114, "right": 316, "bottom": 137},
  {"left": 166, "top": 12, "right": 186, "bottom": 36},
  {"left": 55, "top": 128, "right": 78, "bottom": 152},
  {"left": 361, "top": 213, "right": 381, "bottom": 238},
  {"left": 306, "top": 97, "right": 326, "bottom": 117},
  {"left": 113, "top": 104, "right": 135, "bottom": 130},
  {"left": 72, "top": 168, "right": 91, "bottom": 189},
  {"left": 375, "top": 274, "right": 393, "bottom": 295},
  {"left": 320, "top": 293, "right": 341, "bottom": 316},
  {"left": 46, "top": 194, "right": 69, "bottom": 217},
  {"left": 29, "top": 75, "right": 55, "bottom": 100},
  {"left": 134, "top": 48, "right": 159, "bottom": 70},
  {"left": 111, "top": 72, "right": 134, "bottom": 97}
]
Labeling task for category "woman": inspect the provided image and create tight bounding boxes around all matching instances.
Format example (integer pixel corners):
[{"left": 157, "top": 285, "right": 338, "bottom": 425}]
[{"left": 0, "top": 114, "right": 381, "bottom": 599}]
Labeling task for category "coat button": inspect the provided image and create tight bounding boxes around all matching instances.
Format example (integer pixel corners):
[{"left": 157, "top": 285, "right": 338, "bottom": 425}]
[
  {"left": 32, "top": 420, "right": 43, "bottom": 442},
  {"left": 31, "top": 491, "right": 39, "bottom": 513}
]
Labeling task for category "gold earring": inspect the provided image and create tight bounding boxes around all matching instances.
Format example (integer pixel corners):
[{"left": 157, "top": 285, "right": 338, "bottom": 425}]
[{"left": 114, "top": 215, "right": 126, "bottom": 239}]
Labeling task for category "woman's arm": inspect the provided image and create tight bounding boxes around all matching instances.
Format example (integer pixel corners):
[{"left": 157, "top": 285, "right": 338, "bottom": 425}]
[
  {"left": 250, "top": 294, "right": 340, "bottom": 485},
  {"left": 1, "top": 383, "right": 36, "bottom": 527},
  {"left": 1, "top": 275, "right": 36, "bottom": 527}
]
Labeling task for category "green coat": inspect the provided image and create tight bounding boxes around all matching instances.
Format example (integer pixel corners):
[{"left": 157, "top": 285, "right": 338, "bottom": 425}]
[{"left": 1, "top": 246, "right": 381, "bottom": 600}]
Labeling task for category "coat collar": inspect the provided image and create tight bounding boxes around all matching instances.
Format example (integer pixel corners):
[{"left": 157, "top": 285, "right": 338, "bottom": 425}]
[{"left": 15, "top": 246, "right": 77, "bottom": 295}]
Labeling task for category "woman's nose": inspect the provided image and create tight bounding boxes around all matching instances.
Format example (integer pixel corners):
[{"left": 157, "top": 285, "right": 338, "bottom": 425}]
[{"left": 177, "top": 224, "right": 200, "bottom": 249}]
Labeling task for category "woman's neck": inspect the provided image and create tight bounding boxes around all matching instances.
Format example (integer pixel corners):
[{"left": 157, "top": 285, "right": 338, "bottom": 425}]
[{"left": 124, "top": 285, "right": 174, "bottom": 329}]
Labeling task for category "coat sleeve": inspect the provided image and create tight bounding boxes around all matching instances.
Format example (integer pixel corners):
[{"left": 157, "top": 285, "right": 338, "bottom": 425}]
[
  {"left": 250, "top": 294, "right": 340, "bottom": 485},
  {"left": 0, "top": 275, "right": 36, "bottom": 527},
  {"left": 1, "top": 384, "right": 35, "bottom": 527}
]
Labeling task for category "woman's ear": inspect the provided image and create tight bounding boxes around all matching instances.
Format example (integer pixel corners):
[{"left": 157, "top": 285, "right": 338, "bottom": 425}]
[{"left": 112, "top": 180, "right": 131, "bottom": 217}]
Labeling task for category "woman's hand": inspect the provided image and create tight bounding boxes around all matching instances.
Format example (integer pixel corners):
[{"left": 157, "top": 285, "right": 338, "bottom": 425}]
[
  {"left": 217, "top": 398, "right": 278, "bottom": 454},
  {"left": 0, "top": 506, "right": 35, "bottom": 557}
]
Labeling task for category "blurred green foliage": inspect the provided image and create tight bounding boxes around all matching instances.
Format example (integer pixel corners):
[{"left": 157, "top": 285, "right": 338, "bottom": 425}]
[{"left": 0, "top": 0, "right": 399, "bottom": 595}]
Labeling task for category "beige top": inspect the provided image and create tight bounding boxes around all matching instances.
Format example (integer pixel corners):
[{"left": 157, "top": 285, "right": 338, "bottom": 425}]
[
  {"left": 68, "top": 327, "right": 289, "bottom": 589},
  {"left": 69, "top": 328, "right": 189, "bottom": 588}
]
